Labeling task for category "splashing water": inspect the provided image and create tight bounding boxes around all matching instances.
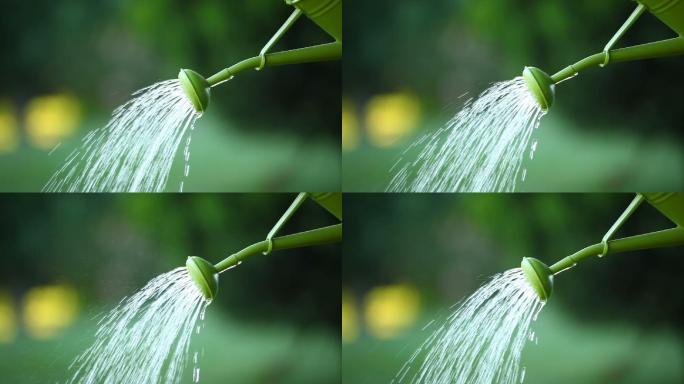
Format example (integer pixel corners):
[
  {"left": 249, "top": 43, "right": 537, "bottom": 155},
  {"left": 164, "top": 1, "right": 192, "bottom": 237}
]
[
  {"left": 388, "top": 78, "right": 545, "bottom": 192},
  {"left": 65, "top": 267, "right": 210, "bottom": 384},
  {"left": 44, "top": 80, "right": 201, "bottom": 192},
  {"left": 394, "top": 268, "right": 544, "bottom": 384}
]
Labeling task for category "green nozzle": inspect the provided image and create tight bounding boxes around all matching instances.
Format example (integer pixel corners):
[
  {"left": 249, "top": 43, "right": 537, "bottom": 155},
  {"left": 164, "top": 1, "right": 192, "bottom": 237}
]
[
  {"left": 178, "top": 69, "right": 211, "bottom": 113},
  {"left": 186, "top": 256, "right": 219, "bottom": 300},
  {"left": 521, "top": 257, "right": 554, "bottom": 301},
  {"left": 522, "top": 66, "right": 555, "bottom": 111}
]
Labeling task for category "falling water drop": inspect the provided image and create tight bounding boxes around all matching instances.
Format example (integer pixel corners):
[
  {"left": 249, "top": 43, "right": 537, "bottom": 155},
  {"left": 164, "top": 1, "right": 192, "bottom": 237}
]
[
  {"left": 529, "top": 140, "right": 538, "bottom": 160},
  {"left": 520, "top": 367, "right": 526, "bottom": 383}
]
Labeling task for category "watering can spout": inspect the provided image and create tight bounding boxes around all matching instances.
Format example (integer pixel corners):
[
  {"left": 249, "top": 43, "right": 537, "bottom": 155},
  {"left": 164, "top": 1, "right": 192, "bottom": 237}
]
[
  {"left": 178, "top": 69, "right": 211, "bottom": 113},
  {"left": 522, "top": 1, "right": 684, "bottom": 110},
  {"left": 522, "top": 67, "right": 555, "bottom": 111},
  {"left": 178, "top": 0, "right": 341, "bottom": 113},
  {"left": 186, "top": 256, "right": 219, "bottom": 300},
  {"left": 521, "top": 257, "right": 554, "bottom": 301},
  {"left": 521, "top": 193, "right": 684, "bottom": 301}
]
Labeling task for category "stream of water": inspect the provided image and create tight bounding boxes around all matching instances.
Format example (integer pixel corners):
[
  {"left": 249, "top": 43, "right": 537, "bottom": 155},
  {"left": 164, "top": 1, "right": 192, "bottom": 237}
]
[
  {"left": 388, "top": 78, "right": 546, "bottom": 192},
  {"left": 44, "top": 80, "right": 201, "bottom": 192},
  {"left": 64, "top": 267, "right": 209, "bottom": 384},
  {"left": 394, "top": 268, "right": 544, "bottom": 384}
]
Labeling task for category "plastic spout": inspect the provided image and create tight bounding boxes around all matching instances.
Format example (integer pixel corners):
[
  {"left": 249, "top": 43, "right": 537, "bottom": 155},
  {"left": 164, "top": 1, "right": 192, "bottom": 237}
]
[
  {"left": 521, "top": 227, "right": 684, "bottom": 302},
  {"left": 522, "top": 66, "right": 555, "bottom": 110},
  {"left": 214, "top": 224, "right": 342, "bottom": 272},
  {"left": 177, "top": 0, "right": 342, "bottom": 113},
  {"left": 184, "top": 223, "right": 342, "bottom": 300},
  {"left": 521, "top": 257, "right": 554, "bottom": 301},
  {"left": 521, "top": 193, "right": 684, "bottom": 302},
  {"left": 521, "top": 0, "right": 684, "bottom": 111},
  {"left": 178, "top": 44, "right": 341, "bottom": 114},
  {"left": 205, "top": 42, "right": 341, "bottom": 87},
  {"left": 178, "top": 69, "right": 211, "bottom": 113},
  {"left": 550, "top": 37, "right": 684, "bottom": 84},
  {"left": 186, "top": 256, "right": 219, "bottom": 300}
]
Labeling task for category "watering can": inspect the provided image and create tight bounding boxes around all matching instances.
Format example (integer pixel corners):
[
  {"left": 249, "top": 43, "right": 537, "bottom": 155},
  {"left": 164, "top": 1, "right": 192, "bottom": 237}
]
[
  {"left": 522, "top": 193, "right": 684, "bottom": 301},
  {"left": 523, "top": 0, "right": 684, "bottom": 110},
  {"left": 185, "top": 192, "right": 342, "bottom": 300},
  {"left": 178, "top": 0, "right": 342, "bottom": 112}
]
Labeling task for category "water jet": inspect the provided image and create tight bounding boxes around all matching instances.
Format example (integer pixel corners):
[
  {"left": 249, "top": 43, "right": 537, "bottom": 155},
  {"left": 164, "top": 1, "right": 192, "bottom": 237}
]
[
  {"left": 521, "top": 193, "right": 684, "bottom": 301},
  {"left": 523, "top": 0, "right": 684, "bottom": 110},
  {"left": 178, "top": 0, "right": 342, "bottom": 113}
]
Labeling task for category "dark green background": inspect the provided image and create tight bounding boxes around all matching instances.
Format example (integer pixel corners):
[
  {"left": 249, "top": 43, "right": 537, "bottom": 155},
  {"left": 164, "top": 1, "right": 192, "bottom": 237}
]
[
  {"left": 0, "top": 0, "right": 340, "bottom": 191},
  {"left": 343, "top": 193, "right": 684, "bottom": 383},
  {"left": 0, "top": 194, "right": 340, "bottom": 383},
  {"left": 342, "top": 0, "right": 684, "bottom": 191}
]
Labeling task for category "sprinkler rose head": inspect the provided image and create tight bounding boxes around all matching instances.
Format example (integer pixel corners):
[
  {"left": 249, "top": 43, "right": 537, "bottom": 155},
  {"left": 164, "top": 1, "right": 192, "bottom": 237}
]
[
  {"left": 178, "top": 69, "right": 211, "bottom": 112},
  {"left": 521, "top": 257, "right": 554, "bottom": 301},
  {"left": 522, "top": 66, "right": 555, "bottom": 111},
  {"left": 186, "top": 256, "right": 219, "bottom": 300}
]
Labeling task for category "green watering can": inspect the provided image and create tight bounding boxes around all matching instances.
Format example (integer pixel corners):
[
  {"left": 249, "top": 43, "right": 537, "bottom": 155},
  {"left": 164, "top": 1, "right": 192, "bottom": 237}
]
[
  {"left": 523, "top": 0, "right": 684, "bottom": 110},
  {"left": 178, "top": 0, "right": 342, "bottom": 112},
  {"left": 186, "top": 192, "right": 342, "bottom": 300},
  {"left": 522, "top": 193, "right": 684, "bottom": 301}
]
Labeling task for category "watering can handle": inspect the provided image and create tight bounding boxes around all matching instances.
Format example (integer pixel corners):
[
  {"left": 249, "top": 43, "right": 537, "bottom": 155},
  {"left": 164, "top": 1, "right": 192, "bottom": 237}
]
[
  {"left": 263, "top": 192, "right": 310, "bottom": 255},
  {"left": 257, "top": 8, "right": 304, "bottom": 71},
  {"left": 601, "top": 3, "right": 647, "bottom": 66}
]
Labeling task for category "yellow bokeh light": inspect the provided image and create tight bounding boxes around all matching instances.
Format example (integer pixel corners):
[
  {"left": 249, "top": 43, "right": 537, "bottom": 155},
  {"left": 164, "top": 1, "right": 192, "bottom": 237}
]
[
  {"left": 364, "top": 284, "right": 420, "bottom": 340},
  {"left": 342, "top": 289, "right": 359, "bottom": 343},
  {"left": 23, "top": 284, "right": 79, "bottom": 340},
  {"left": 25, "top": 94, "right": 82, "bottom": 150},
  {"left": 342, "top": 99, "right": 359, "bottom": 151},
  {"left": 365, "top": 92, "right": 421, "bottom": 148},
  {"left": 0, "top": 100, "right": 19, "bottom": 153},
  {"left": 0, "top": 291, "right": 17, "bottom": 343}
]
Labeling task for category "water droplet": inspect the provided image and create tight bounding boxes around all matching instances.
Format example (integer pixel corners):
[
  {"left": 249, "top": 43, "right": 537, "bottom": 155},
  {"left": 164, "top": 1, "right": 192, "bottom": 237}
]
[
  {"left": 520, "top": 367, "right": 526, "bottom": 383},
  {"left": 184, "top": 164, "right": 190, "bottom": 177},
  {"left": 179, "top": 181, "right": 184, "bottom": 193},
  {"left": 521, "top": 168, "right": 527, "bottom": 182},
  {"left": 193, "top": 367, "right": 200, "bottom": 383}
]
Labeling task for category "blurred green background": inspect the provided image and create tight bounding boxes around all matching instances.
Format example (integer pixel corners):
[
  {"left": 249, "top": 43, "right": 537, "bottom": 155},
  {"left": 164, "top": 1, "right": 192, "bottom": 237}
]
[
  {"left": 0, "top": 0, "right": 340, "bottom": 192},
  {"left": 342, "top": 0, "right": 684, "bottom": 191},
  {"left": 342, "top": 194, "right": 684, "bottom": 383},
  {"left": 0, "top": 194, "right": 340, "bottom": 383}
]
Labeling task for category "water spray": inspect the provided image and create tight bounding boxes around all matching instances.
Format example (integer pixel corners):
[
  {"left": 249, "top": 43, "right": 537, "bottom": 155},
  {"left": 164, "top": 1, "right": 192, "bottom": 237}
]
[
  {"left": 522, "top": 192, "right": 684, "bottom": 301},
  {"left": 178, "top": 0, "right": 342, "bottom": 112},
  {"left": 523, "top": 0, "right": 684, "bottom": 110},
  {"left": 186, "top": 192, "right": 342, "bottom": 300}
]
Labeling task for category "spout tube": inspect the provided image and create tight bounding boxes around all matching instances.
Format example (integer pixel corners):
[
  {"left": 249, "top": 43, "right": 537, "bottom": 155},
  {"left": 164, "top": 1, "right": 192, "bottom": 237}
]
[
  {"left": 549, "top": 227, "right": 684, "bottom": 274},
  {"left": 214, "top": 223, "right": 342, "bottom": 272},
  {"left": 206, "top": 42, "right": 342, "bottom": 86},
  {"left": 551, "top": 36, "right": 684, "bottom": 83}
]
